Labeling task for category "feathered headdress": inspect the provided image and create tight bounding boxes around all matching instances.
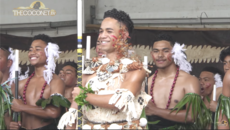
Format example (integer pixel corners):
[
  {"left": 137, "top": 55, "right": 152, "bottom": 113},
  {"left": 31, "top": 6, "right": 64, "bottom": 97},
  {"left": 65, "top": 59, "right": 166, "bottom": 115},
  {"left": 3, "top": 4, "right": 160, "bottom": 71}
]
[
  {"left": 172, "top": 42, "right": 192, "bottom": 73},
  {"left": 43, "top": 42, "right": 61, "bottom": 84},
  {"left": 8, "top": 48, "right": 29, "bottom": 84},
  {"left": 214, "top": 73, "right": 223, "bottom": 88}
]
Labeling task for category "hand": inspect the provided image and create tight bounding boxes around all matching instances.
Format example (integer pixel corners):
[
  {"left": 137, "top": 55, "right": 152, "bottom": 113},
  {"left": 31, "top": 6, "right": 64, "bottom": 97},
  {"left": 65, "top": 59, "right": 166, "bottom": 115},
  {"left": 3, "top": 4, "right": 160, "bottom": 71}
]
[
  {"left": 11, "top": 99, "right": 24, "bottom": 112},
  {"left": 72, "top": 87, "right": 81, "bottom": 100},
  {"left": 209, "top": 101, "right": 218, "bottom": 112},
  {"left": 9, "top": 121, "right": 21, "bottom": 130},
  {"left": 145, "top": 101, "right": 157, "bottom": 116}
]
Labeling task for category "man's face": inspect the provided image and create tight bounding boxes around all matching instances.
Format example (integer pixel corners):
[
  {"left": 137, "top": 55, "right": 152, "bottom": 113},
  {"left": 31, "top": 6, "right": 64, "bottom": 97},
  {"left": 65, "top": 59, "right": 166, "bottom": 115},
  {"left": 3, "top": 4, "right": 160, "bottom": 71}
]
[
  {"left": 199, "top": 71, "right": 215, "bottom": 96},
  {"left": 151, "top": 40, "right": 174, "bottom": 69},
  {"left": 28, "top": 40, "right": 47, "bottom": 66},
  {"left": 58, "top": 70, "right": 64, "bottom": 80},
  {"left": 0, "top": 49, "right": 11, "bottom": 73},
  {"left": 62, "top": 65, "right": 77, "bottom": 87},
  {"left": 223, "top": 55, "right": 230, "bottom": 73},
  {"left": 98, "top": 17, "right": 129, "bottom": 54},
  {"left": 96, "top": 41, "right": 106, "bottom": 58}
]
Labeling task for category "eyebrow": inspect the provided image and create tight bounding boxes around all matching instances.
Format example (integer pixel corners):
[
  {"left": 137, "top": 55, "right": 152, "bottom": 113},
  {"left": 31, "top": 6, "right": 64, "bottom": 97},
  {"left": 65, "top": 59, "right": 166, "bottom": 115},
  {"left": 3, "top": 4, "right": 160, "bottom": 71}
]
[
  {"left": 152, "top": 48, "right": 170, "bottom": 51},
  {"left": 99, "top": 28, "right": 114, "bottom": 31},
  {"left": 65, "top": 69, "right": 74, "bottom": 72},
  {"left": 29, "top": 46, "right": 42, "bottom": 49}
]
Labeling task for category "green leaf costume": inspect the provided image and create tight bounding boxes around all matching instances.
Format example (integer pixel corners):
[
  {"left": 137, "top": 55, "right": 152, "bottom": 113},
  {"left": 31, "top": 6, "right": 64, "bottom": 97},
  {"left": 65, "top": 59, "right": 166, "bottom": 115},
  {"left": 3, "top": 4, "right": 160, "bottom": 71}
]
[
  {"left": 214, "top": 94, "right": 230, "bottom": 129},
  {"left": 163, "top": 93, "right": 212, "bottom": 130}
]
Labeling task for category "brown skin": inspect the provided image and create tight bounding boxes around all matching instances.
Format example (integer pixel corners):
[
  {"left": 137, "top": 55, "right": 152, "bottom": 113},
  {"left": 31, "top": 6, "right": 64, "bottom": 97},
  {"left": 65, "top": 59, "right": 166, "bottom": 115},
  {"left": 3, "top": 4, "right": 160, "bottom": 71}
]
[
  {"left": 0, "top": 49, "right": 18, "bottom": 129},
  {"left": 223, "top": 55, "right": 230, "bottom": 73},
  {"left": 10, "top": 40, "right": 65, "bottom": 129},
  {"left": 96, "top": 40, "right": 106, "bottom": 58},
  {"left": 145, "top": 40, "right": 200, "bottom": 123},
  {"left": 62, "top": 65, "right": 77, "bottom": 102},
  {"left": 0, "top": 49, "right": 12, "bottom": 85},
  {"left": 199, "top": 71, "right": 222, "bottom": 112},
  {"left": 58, "top": 70, "right": 65, "bottom": 80},
  {"left": 68, "top": 17, "right": 144, "bottom": 129},
  {"left": 217, "top": 70, "right": 230, "bottom": 129}
]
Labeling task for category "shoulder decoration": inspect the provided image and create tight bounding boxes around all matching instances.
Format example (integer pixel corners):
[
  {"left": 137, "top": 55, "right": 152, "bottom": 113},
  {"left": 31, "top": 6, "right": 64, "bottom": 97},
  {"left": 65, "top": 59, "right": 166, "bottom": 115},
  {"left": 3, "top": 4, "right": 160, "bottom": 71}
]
[
  {"left": 170, "top": 93, "right": 212, "bottom": 129},
  {"left": 214, "top": 94, "right": 230, "bottom": 129},
  {"left": 44, "top": 42, "right": 61, "bottom": 84},
  {"left": 36, "top": 93, "right": 71, "bottom": 109},
  {"left": 172, "top": 43, "right": 192, "bottom": 73}
]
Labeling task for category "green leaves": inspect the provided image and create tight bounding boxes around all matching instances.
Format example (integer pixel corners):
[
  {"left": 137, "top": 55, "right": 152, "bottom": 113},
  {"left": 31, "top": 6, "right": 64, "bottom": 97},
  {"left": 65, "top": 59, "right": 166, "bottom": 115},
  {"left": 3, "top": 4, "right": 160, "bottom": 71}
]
[
  {"left": 170, "top": 93, "right": 212, "bottom": 129},
  {"left": 0, "top": 84, "right": 14, "bottom": 129},
  {"left": 214, "top": 94, "right": 230, "bottom": 129},
  {"left": 36, "top": 95, "right": 71, "bottom": 109},
  {"left": 74, "top": 85, "right": 94, "bottom": 109}
]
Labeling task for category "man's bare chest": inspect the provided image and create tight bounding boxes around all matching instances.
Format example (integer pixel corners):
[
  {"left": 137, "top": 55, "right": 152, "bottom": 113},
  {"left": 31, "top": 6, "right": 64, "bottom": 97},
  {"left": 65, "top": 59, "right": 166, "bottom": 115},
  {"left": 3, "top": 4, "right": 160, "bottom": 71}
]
[
  {"left": 151, "top": 79, "right": 185, "bottom": 108},
  {"left": 19, "top": 80, "right": 51, "bottom": 105}
]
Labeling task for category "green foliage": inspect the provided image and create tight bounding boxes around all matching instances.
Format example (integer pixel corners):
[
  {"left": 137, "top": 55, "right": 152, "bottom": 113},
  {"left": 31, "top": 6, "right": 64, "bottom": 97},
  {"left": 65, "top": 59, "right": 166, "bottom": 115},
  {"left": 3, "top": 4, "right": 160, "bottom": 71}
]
[
  {"left": 0, "top": 84, "right": 14, "bottom": 129},
  {"left": 74, "top": 84, "right": 94, "bottom": 109},
  {"left": 36, "top": 95, "right": 71, "bottom": 109},
  {"left": 214, "top": 94, "right": 230, "bottom": 129},
  {"left": 169, "top": 93, "right": 212, "bottom": 129}
]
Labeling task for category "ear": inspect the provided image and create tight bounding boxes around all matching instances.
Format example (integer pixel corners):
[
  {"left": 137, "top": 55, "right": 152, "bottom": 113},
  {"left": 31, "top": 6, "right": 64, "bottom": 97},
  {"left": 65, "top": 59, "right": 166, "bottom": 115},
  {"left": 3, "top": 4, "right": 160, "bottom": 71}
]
[{"left": 7, "top": 59, "right": 13, "bottom": 68}]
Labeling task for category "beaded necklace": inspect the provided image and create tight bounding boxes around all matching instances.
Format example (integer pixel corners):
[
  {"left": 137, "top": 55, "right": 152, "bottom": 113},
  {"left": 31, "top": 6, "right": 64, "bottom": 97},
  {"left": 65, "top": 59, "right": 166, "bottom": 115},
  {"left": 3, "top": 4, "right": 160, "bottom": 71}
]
[
  {"left": 150, "top": 67, "right": 179, "bottom": 109},
  {"left": 22, "top": 72, "right": 47, "bottom": 104}
]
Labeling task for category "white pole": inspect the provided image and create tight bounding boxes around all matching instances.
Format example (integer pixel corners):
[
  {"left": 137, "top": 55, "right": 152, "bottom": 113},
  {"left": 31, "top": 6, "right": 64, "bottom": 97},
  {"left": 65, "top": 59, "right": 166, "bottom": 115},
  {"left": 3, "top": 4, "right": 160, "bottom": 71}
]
[
  {"left": 82, "top": 55, "right": 84, "bottom": 71},
  {"left": 77, "top": 0, "right": 82, "bottom": 38},
  {"left": 86, "top": 36, "right": 91, "bottom": 59},
  {"left": 82, "top": 0, "right": 85, "bottom": 33},
  {"left": 213, "top": 84, "right": 216, "bottom": 101},
  {"left": 143, "top": 56, "right": 148, "bottom": 69},
  {"left": 15, "top": 50, "right": 19, "bottom": 71}
]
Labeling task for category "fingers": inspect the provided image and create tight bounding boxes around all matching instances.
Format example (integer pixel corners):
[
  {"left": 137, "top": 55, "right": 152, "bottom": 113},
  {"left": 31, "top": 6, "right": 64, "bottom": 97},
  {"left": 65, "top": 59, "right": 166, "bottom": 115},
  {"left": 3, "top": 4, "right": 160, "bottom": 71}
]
[{"left": 10, "top": 122, "right": 20, "bottom": 130}]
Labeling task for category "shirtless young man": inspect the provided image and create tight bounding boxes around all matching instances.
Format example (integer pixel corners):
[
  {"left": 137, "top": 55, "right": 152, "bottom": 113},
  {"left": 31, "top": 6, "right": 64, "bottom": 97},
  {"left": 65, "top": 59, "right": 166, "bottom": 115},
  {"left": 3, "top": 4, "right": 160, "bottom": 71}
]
[
  {"left": 0, "top": 46, "right": 17, "bottom": 129},
  {"left": 10, "top": 34, "right": 67, "bottom": 130},
  {"left": 146, "top": 34, "right": 211, "bottom": 129},
  {"left": 220, "top": 47, "right": 230, "bottom": 73},
  {"left": 58, "top": 9, "right": 151, "bottom": 129},
  {"left": 214, "top": 47, "right": 230, "bottom": 129},
  {"left": 61, "top": 62, "right": 78, "bottom": 102},
  {"left": 199, "top": 66, "right": 223, "bottom": 129}
]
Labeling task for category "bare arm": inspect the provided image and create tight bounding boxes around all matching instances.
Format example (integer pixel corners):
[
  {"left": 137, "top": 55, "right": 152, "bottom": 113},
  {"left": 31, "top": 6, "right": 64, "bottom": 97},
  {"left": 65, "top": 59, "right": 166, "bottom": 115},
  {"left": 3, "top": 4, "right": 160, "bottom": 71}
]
[
  {"left": 222, "top": 70, "right": 230, "bottom": 97},
  {"left": 71, "top": 69, "right": 146, "bottom": 110},
  {"left": 146, "top": 76, "right": 200, "bottom": 123},
  {"left": 11, "top": 76, "right": 65, "bottom": 119}
]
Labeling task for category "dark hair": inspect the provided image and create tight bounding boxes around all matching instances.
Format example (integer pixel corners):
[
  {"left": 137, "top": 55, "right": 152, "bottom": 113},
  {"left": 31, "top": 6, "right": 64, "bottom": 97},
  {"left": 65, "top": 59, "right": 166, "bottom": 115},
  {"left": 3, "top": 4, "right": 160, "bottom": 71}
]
[
  {"left": 63, "top": 61, "right": 78, "bottom": 77},
  {"left": 201, "top": 66, "right": 224, "bottom": 80},
  {"left": 0, "top": 45, "right": 10, "bottom": 57},
  {"left": 152, "top": 33, "right": 175, "bottom": 47},
  {"left": 219, "top": 47, "right": 230, "bottom": 62},
  {"left": 104, "top": 8, "right": 134, "bottom": 35},
  {"left": 32, "top": 34, "right": 54, "bottom": 45}
]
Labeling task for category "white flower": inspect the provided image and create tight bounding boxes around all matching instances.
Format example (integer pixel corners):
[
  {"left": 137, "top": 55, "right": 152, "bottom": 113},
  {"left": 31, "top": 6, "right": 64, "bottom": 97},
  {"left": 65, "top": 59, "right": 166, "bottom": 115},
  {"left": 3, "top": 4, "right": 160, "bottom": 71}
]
[
  {"left": 82, "top": 124, "right": 91, "bottom": 129},
  {"left": 108, "top": 123, "right": 122, "bottom": 129},
  {"left": 139, "top": 118, "right": 147, "bottom": 127}
]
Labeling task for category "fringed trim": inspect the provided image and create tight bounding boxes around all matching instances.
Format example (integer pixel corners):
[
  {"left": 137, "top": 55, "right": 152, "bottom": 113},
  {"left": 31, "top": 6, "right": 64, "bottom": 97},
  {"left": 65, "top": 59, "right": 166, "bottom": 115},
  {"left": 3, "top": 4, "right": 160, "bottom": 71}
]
[
  {"left": 57, "top": 108, "right": 78, "bottom": 129},
  {"left": 109, "top": 89, "right": 137, "bottom": 124}
]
